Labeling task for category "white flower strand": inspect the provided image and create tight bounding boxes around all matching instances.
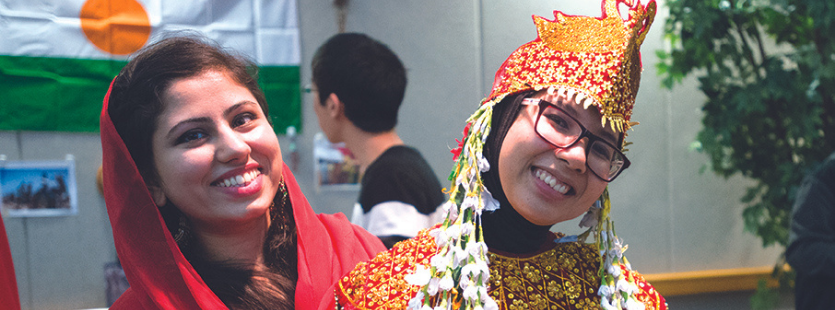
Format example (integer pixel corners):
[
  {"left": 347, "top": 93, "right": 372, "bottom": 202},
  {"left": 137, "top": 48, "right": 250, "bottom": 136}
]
[
  {"left": 406, "top": 102, "right": 498, "bottom": 310},
  {"left": 594, "top": 188, "right": 646, "bottom": 310}
]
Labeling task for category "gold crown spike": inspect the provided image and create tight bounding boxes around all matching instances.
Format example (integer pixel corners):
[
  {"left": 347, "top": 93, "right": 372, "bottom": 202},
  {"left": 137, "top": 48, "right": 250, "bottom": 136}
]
[{"left": 486, "top": 0, "right": 656, "bottom": 133}]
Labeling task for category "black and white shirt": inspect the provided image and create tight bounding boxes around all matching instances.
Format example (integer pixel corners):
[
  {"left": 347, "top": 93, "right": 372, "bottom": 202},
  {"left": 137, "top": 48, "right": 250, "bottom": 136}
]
[{"left": 351, "top": 146, "right": 445, "bottom": 247}]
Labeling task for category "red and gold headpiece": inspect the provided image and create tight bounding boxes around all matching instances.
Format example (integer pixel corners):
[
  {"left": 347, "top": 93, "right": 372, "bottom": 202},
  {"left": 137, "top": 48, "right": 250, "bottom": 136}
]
[{"left": 487, "top": 0, "right": 656, "bottom": 132}]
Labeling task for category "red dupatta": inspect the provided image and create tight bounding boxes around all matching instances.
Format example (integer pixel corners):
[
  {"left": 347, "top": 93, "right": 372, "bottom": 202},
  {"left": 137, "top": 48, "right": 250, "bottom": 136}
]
[
  {"left": 0, "top": 215, "right": 20, "bottom": 310},
  {"left": 100, "top": 79, "right": 385, "bottom": 309}
]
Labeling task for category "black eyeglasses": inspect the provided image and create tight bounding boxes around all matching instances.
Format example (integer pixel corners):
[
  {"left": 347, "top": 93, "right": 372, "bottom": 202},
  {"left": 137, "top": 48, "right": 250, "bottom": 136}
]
[{"left": 523, "top": 98, "right": 630, "bottom": 181}]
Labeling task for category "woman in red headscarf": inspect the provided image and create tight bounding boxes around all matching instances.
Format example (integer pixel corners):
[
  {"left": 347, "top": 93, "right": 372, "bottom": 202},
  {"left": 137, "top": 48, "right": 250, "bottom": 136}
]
[{"left": 100, "top": 35, "right": 385, "bottom": 310}]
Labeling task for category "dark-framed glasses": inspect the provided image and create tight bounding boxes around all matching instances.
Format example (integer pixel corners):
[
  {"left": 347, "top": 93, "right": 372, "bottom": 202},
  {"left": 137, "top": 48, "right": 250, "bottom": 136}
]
[{"left": 522, "top": 98, "right": 630, "bottom": 182}]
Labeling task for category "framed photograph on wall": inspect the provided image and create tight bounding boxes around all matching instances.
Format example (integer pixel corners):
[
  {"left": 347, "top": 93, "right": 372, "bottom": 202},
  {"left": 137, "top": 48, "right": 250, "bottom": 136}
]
[{"left": 0, "top": 160, "right": 78, "bottom": 217}]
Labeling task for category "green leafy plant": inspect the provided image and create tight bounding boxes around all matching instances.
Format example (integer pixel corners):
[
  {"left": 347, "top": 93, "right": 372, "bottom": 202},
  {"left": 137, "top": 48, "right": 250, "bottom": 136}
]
[{"left": 657, "top": 0, "right": 834, "bottom": 305}]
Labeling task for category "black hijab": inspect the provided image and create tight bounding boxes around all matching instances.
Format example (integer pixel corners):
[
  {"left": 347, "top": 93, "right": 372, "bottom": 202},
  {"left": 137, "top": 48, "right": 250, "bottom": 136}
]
[{"left": 480, "top": 91, "right": 554, "bottom": 254}]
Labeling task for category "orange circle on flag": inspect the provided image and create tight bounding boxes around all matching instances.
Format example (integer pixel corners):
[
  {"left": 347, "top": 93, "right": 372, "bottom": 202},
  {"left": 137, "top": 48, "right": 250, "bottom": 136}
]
[{"left": 80, "top": 0, "right": 151, "bottom": 55}]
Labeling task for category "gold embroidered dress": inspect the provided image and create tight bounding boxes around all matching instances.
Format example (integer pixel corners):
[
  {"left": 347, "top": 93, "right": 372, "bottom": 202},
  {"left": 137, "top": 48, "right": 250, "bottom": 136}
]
[{"left": 335, "top": 229, "right": 665, "bottom": 310}]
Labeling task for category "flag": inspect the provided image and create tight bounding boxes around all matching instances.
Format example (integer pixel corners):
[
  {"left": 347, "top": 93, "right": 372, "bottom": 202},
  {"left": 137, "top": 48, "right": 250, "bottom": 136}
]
[{"left": 0, "top": 0, "right": 301, "bottom": 133}]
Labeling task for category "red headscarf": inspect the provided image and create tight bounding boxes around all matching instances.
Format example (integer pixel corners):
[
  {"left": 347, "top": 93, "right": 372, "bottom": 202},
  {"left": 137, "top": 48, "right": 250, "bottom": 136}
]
[
  {"left": 100, "top": 79, "right": 385, "bottom": 309},
  {"left": 0, "top": 215, "right": 20, "bottom": 310}
]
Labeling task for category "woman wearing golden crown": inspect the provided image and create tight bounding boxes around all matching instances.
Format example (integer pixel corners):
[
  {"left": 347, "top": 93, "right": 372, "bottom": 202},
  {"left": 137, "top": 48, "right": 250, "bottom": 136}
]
[{"left": 331, "top": 0, "right": 666, "bottom": 309}]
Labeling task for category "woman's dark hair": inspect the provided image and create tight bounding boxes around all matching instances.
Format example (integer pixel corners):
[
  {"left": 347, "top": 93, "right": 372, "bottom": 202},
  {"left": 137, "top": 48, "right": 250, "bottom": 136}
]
[{"left": 107, "top": 34, "right": 295, "bottom": 309}]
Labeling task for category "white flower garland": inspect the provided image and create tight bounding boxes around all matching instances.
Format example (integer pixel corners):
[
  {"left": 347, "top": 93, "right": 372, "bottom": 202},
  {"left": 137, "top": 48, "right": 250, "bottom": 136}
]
[
  {"left": 405, "top": 100, "right": 499, "bottom": 310},
  {"left": 583, "top": 189, "right": 646, "bottom": 310}
]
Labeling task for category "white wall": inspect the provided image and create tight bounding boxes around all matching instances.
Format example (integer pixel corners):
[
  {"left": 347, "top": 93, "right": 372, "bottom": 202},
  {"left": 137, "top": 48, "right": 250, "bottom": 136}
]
[
  {"left": 1, "top": 131, "right": 114, "bottom": 310},
  {"left": 1, "top": 0, "right": 783, "bottom": 308},
  {"left": 296, "top": 0, "right": 783, "bottom": 275}
]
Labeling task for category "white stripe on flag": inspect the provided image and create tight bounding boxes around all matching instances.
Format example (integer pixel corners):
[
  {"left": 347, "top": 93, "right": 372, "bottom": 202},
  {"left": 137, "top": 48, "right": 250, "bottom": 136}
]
[{"left": 0, "top": 0, "right": 299, "bottom": 65}]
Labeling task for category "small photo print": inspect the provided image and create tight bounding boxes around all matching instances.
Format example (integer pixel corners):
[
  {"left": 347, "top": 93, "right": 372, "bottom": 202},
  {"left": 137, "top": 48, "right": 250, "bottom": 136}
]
[
  {"left": 0, "top": 160, "right": 78, "bottom": 217},
  {"left": 313, "top": 133, "right": 360, "bottom": 191}
]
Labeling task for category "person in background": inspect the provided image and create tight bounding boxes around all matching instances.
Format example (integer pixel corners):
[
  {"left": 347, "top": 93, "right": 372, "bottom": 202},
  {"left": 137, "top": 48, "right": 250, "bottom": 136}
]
[
  {"left": 101, "top": 34, "right": 384, "bottom": 310},
  {"left": 331, "top": 0, "right": 667, "bottom": 309},
  {"left": 787, "top": 151, "right": 835, "bottom": 310},
  {"left": 310, "top": 33, "right": 445, "bottom": 248}
]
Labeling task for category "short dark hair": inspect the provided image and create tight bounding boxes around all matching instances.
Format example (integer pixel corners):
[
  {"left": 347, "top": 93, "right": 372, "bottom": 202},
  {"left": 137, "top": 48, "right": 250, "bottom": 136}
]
[
  {"left": 108, "top": 34, "right": 268, "bottom": 186},
  {"left": 311, "top": 33, "right": 406, "bottom": 133}
]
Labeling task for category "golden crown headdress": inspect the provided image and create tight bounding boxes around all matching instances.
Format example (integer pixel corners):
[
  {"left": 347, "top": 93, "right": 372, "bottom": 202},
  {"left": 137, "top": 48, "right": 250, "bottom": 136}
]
[{"left": 487, "top": 0, "right": 656, "bottom": 132}]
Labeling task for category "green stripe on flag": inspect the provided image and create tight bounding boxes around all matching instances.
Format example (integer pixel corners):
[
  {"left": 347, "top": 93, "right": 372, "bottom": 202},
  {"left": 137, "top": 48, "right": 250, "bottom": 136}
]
[
  {"left": 0, "top": 55, "right": 124, "bottom": 132},
  {"left": 0, "top": 56, "right": 301, "bottom": 134},
  {"left": 259, "top": 66, "right": 302, "bottom": 135}
]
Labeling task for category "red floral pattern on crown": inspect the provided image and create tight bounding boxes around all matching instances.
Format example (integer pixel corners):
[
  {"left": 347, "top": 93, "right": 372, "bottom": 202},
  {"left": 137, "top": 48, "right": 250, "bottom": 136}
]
[{"left": 486, "top": 0, "right": 656, "bottom": 132}]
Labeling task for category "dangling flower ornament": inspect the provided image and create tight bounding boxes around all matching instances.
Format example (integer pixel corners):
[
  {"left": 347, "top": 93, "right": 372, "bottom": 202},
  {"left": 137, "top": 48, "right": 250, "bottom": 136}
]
[
  {"left": 406, "top": 99, "right": 499, "bottom": 310},
  {"left": 582, "top": 188, "right": 647, "bottom": 310}
]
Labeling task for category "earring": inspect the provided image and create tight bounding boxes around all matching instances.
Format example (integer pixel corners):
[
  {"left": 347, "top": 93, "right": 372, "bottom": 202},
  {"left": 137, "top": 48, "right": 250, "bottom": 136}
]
[
  {"left": 173, "top": 215, "right": 190, "bottom": 245},
  {"left": 269, "top": 201, "right": 278, "bottom": 221},
  {"left": 271, "top": 179, "right": 291, "bottom": 232}
]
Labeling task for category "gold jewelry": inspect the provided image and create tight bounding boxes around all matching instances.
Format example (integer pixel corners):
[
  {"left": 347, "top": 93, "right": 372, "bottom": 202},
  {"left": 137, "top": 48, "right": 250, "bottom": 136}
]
[{"left": 271, "top": 179, "right": 291, "bottom": 232}]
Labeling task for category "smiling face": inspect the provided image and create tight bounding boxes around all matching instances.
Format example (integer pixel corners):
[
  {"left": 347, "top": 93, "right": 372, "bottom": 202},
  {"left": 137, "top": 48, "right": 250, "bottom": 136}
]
[
  {"left": 498, "top": 91, "right": 618, "bottom": 226},
  {"left": 150, "top": 69, "right": 283, "bottom": 232}
]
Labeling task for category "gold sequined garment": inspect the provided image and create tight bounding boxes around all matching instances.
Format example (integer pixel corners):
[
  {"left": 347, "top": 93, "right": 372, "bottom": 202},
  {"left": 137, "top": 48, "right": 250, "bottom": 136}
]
[
  {"left": 335, "top": 230, "right": 666, "bottom": 310},
  {"left": 488, "top": 241, "right": 602, "bottom": 310},
  {"left": 487, "top": 241, "right": 664, "bottom": 310},
  {"left": 336, "top": 229, "right": 437, "bottom": 309}
]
